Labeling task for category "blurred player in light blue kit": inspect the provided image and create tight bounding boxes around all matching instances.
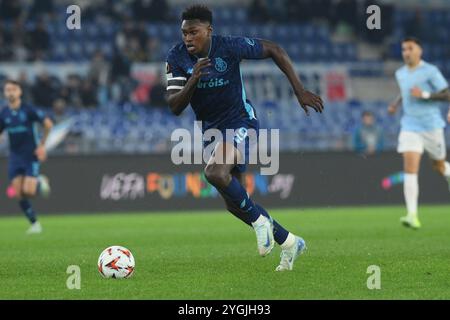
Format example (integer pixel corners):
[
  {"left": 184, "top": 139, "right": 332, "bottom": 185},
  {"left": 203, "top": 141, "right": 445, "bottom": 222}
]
[
  {"left": 0, "top": 80, "right": 53, "bottom": 234},
  {"left": 389, "top": 37, "right": 450, "bottom": 229}
]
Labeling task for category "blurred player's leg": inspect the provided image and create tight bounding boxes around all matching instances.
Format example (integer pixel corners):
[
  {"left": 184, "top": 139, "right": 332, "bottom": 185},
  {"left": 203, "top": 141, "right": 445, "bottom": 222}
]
[
  {"left": 25, "top": 161, "right": 50, "bottom": 197},
  {"left": 22, "top": 176, "right": 42, "bottom": 234},
  {"left": 11, "top": 176, "right": 24, "bottom": 199},
  {"left": 37, "top": 174, "right": 51, "bottom": 198},
  {"left": 397, "top": 131, "right": 423, "bottom": 229},
  {"left": 401, "top": 152, "right": 421, "bottom": 229},
  {"left": 11, "top": 175, "right": 40, "bottom": 233},
  {"left": 424, "top": 129, "right": 450, "bottom": 191},
  {"left": 204, "top": 142, "right": 274, "bottom": 256},
  {"left": 23, "top": 176, "right": 39, "bottom": 197},
  {"left": 432, "top": 160, "right": 450, "bottom": 190}
]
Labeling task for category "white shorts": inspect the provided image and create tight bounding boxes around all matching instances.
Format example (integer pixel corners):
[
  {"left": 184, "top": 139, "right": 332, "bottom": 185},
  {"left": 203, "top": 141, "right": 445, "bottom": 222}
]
[{"left": 397, "top": 129, "right": 446, "bottom": 160}]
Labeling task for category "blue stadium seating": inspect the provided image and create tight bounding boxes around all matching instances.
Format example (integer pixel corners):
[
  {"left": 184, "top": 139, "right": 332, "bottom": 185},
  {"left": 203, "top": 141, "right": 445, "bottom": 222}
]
[
  {"left": 57, "top": 98, "right": 415, "bottom": 154},
  {"left": 389, "top": 7, "right": 450, "bottom": 77},
  {"left": 1, "top": 97, "right": 443, "bottom": 154},
  {"left": 38, "top": 14, "right": 357, "bottom": 64}
]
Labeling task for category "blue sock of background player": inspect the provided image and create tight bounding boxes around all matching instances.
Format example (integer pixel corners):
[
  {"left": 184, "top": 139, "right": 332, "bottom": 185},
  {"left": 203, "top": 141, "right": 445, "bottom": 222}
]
[{"left": 19, "top": 199, "right": 37, "bottom": 224}]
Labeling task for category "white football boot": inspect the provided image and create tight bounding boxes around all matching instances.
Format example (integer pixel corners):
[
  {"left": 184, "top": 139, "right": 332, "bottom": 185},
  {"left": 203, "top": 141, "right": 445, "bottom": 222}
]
[
  {"left": 251, "top": 215, "right": 274, "bottom": 257},
  {"left": 26, "top": 221, "right": 43, "bottom": 234},
  {"left": 400, "top": 216, "right": 421, "bottom": 229},
  {"left": 275, "top": 236, "right": 307, "bottom": 271}
]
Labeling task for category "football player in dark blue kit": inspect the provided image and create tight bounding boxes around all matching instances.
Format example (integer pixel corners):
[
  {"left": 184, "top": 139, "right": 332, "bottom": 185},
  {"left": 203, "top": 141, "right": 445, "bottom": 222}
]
[
  {"left": 0, "top": 80, "right": 53, "bottom": 234},
  {"left": 166, "top": 5, "right": 324, "bottom": 271}
]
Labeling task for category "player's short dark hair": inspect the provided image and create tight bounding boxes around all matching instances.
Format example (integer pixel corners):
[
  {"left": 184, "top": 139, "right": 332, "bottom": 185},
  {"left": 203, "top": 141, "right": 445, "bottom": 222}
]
[
  {"left": 181, "top": 4, "right": 212, "bottom": 24},
  {"left": 402, "top": 36, "right": 422, "bottom": 47},
  {"left": 4, "top": 79, "right": 21, "bottom": 88}
]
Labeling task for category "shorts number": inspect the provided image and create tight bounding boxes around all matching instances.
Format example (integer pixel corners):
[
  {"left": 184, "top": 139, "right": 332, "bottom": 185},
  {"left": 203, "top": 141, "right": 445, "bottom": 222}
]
[{"left": 234, "top": 127, "right": 248, "bottom": 144}]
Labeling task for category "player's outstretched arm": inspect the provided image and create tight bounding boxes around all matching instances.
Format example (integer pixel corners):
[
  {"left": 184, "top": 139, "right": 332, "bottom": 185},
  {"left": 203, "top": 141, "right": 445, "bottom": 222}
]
[
  {"left": 167, "top": 58, "right": 211, "bottom": 116},
  {"left": 411, "top": 87, "right": 450, "bottom": 102},
  {"left": 410, "top": 87, "right": 450, "bottom": 123},
  {"left": 259, "top": 39, "right": 324, "bottom": 115},
  {"left": 388, "top": 94, "right": 402, "bottom": 114},
  {"left": 35, "top": 117, "right": 53, "bottom": 162}
]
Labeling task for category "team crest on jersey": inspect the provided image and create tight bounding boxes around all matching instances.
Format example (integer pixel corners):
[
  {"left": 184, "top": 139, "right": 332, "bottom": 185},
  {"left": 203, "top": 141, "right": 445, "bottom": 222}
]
[
  {"left": 19, "top": 111, "right": 26, "bottom": 122},
  {"left": 214, "top": 57, "right": 227, "bottom": 73},
  {"left": 245, "top": 37, "right": 255, "bottom": 46}
]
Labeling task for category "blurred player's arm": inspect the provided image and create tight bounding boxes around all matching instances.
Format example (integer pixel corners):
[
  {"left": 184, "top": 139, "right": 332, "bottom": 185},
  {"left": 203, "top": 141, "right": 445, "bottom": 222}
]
[
  {"left": 167, "top": 58, "right": 211, "bottom": 116},
  {"left": 411, "top": 87, "right": 450, "bottom": 101},
  {"left": 0, "top": 119, "right": 4, "bottom": 144},
  {"left": 410, "top": 65, "right": 450, "bottom": 122},
  {"left": 410, "top": 66, "right": 449, "bottom": 102},
  {"left": 388, "top": 94, "right": 402, "bottom": 114},
  {"left": 39, "top": 117, "right": 54, "bottom": 146},
  {"left": 259, "top": 39, "right": 323, "bottom": 115},
  {"left": 35, "top": 117, "right": 53, "bottom": 162},
  {"left": 410, "top": 87, "right": 450, "bottom": 122}
]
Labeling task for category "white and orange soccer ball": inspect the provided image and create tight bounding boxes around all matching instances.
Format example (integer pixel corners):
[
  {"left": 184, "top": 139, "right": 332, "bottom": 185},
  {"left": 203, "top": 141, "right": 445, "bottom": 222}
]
[{"left": 97, "top": 246, "right": 135, "bottom": 279}]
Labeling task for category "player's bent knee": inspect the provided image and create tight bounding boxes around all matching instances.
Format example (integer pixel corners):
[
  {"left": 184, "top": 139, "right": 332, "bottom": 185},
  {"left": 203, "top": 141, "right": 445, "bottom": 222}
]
[
  {"left": 204, "top": 165, "right": 228, "bottom": 188},
  {"left": 432, "top": 160, "right": 445, "bottom": 175},
  {"left": 11, "top": 186, "right": 24, "bottom": 200},
  {"left": 14, "top": 192, "right": 24, "bottom": 200},
  {"left": 22, "top": 189, "right": 36, "bottom": 198}
]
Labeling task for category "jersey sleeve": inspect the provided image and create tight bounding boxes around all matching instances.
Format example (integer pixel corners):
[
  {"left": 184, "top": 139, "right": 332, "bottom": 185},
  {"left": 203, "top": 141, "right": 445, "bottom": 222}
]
[
  {"left": 226, "top": 36, "right": 264, "bottom": 61},
  {"left": 28, "top": 106, "right": 47, "bottom": 124},
  {"left": 429, "top": 66, "right": 448, "bottom": 92},
  {"left": 166, "top": 49, "right": 188, "bottom": 91},
  {"left": 0, "top": 116, "right": 4, "bottom": 134}
]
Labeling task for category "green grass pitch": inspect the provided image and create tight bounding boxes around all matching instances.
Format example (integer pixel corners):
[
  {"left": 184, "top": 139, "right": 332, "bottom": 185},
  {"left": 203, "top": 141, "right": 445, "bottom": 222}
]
[{"left": 0, "top": 205, "right": 449, "bottom": 300}]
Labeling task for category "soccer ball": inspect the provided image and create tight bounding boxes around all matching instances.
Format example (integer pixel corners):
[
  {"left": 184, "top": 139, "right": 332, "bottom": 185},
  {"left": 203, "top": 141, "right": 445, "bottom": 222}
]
[{"left": 97, "top": 245, "right": 135, "bottom": 279}]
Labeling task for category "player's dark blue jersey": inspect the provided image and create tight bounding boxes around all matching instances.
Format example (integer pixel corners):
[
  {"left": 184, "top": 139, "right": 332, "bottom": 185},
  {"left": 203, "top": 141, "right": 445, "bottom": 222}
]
[
  {"left": 0, "top": 103, "right": 46, "bottom": 160},
  {"left": 166, "top": 35, "right": 264, "bottom": 130}
]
